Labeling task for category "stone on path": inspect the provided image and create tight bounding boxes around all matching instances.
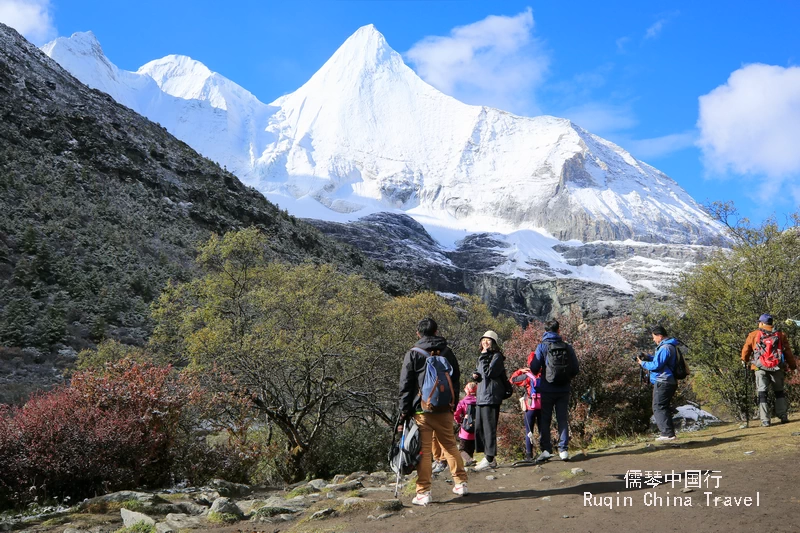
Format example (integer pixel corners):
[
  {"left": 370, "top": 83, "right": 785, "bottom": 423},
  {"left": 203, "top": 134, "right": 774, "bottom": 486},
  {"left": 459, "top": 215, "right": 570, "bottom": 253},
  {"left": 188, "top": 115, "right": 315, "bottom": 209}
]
[{"left": 121, "top": 508, "right": 156, "bottom": 528}]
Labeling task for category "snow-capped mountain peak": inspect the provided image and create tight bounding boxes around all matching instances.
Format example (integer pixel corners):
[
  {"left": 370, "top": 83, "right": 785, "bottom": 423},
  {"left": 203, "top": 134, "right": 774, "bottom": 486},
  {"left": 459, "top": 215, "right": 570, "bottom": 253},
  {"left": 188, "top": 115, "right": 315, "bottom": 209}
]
[
  {"left": 42, "top": 26, "right": 726, "bottom": 248},
  {"left": 138, "top": 54, "right": 262, "bottom": 112},
  {"left": 321, "top": 24, "right": 398, "bottom": 74}
]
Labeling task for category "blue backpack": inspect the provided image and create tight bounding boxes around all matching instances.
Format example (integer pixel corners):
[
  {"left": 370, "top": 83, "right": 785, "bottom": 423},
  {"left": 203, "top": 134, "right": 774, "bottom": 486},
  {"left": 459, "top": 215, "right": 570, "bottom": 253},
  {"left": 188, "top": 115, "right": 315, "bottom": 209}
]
[{"left": 412, "top": 347, "right": 455, "bottom": 413}]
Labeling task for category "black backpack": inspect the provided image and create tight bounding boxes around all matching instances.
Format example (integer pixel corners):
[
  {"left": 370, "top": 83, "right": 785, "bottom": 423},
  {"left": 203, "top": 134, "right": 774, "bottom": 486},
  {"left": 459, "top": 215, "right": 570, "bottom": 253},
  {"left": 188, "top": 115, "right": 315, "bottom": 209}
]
[
  {"left": 669, "top": 342, "right": 690, "bottom": 380},
  {"left": 461, "top": 403, "right": 476, "bottom": 433},
  {"left": 544, "top": 341, "right": 572, "bottom": 385}
]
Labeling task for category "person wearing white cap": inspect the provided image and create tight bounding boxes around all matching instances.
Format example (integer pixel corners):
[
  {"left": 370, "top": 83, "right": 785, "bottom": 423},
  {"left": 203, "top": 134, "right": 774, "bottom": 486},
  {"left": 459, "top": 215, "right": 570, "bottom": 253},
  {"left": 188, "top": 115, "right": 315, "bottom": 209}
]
[{"left": 471, "top": 330, "right": 508, "bottom": 471}]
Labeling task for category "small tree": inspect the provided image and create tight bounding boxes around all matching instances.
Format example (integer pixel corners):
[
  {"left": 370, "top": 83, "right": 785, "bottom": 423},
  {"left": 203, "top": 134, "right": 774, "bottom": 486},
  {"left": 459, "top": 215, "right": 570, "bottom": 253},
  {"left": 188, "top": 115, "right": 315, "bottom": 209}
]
[{"left": 150, "top": 228, "right": 392, "bottom": 480}]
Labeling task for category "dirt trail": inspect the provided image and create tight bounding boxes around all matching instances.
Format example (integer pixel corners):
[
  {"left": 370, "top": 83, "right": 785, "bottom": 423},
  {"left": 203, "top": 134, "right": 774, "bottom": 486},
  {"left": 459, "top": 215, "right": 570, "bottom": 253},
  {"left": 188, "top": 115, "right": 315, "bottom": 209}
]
[
  {"left": 291, "top": 417, "right": 800, "bottom": 533},
  {"left": 23, "top": 416, "right": 800, "bottom": 533}
]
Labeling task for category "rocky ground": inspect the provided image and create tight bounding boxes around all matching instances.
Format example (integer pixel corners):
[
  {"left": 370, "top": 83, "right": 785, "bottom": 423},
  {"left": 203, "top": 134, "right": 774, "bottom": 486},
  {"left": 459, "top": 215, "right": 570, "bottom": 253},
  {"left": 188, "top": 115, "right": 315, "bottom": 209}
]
[{"left": 5, "top": 414, "right": 800, "bottom": 533}]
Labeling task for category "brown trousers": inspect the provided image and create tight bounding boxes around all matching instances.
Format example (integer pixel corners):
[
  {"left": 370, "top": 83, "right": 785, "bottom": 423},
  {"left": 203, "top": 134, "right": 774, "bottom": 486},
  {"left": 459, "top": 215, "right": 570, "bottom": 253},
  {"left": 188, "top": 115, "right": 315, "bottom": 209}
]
[{"left": 414, "top": 412, "right": 467, "bottom": 493}]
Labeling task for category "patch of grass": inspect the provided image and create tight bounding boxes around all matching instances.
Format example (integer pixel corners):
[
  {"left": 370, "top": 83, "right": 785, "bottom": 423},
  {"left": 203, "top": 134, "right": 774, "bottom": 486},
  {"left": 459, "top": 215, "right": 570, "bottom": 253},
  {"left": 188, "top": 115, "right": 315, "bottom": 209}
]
[
  {"left": 343, "top": 489, "right": 362, "bottom": 498},
  {"left": 287, "top": 485, "right": 318, "bottom": 498},
  {"left": 83, "top": 501, "right": 116, "bottom": 514},
  {"left": 62, "top": 512, "right": 112, "bottom": 528},
  {"left": 336, "top": 499, "right": 403, "bottom": 516},
  {"left": 288, "top": 524, "right": 345, "bottom": 533},
  {"left": 119, "top": 500, "right": 147, "bottom": 513},
  {"left": 157, "top": 493, "right": 187, "bottom": 502},
  {"left": 207, "top": 511, "right": 240, "bottom": 524},
  {"left": 559, "top": 469, "right": 589, "bottom": 480},
  {"left": 113, "top": 523, "right": 156, "bottom": 533},
  {"left": 401, "top": 478, "right": 417, "bottom": 497},
  {"left": 588, "top": 432, "right": 650, "bottom": 452},
  {"left": 41, "top": 515, "right": 70, "bottom": 526}
]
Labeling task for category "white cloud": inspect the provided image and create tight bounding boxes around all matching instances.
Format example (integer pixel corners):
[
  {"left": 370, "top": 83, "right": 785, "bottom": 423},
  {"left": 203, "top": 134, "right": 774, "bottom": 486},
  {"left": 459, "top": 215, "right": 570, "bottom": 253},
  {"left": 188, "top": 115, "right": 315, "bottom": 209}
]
[
  {"left": 0, "top": 0, "right": 56, "bottom": 44},
  {"left": 560, "top": 102, "right": 638, "bottom": 136},
  {"left": 625, "top": 131, "right": 696, "bottom": 161},
  {"left": 644, "top": 12, "right": 678, "bottom": 40},
  {"left": 405, "top": 8, "right": 548, "bottom": 115},
  {"left": 697, "top": 63, "right": 800, "bottom": 190},
  {"left": 644, "top": 19, "right": 666, "bottom": 40}
]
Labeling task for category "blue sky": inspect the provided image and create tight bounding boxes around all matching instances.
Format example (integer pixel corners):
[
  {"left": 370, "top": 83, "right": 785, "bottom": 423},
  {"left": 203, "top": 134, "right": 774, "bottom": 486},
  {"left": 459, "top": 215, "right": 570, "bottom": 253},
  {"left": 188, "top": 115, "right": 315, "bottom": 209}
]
[{"left": 4, "top": 0, "right": 800, "bottom": 225}]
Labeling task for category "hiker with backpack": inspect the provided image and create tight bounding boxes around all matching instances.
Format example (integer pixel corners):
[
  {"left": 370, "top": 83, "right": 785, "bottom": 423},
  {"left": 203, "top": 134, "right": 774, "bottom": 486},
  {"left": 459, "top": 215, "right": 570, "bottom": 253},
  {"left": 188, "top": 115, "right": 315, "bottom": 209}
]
[
  {"left": 471, "top": 330, "right": 510, "bottom": 471},
  {"left": 453, "top": 382, "right": 478, "bottom": 466},
  {"left": 398, "top": 317, "right": 468, "bottom": 505},
  {"left": 637, "top": 325, "right": 683, "bottom": 441},
  {"left": 528, "top": 320, "right": 579, "bottom": 461},
  {"left": 510, "top": 367, "right": 541, "bottom": 462},
  {"left": 740, "top": 313, "right": 796, "bottom": 426}
]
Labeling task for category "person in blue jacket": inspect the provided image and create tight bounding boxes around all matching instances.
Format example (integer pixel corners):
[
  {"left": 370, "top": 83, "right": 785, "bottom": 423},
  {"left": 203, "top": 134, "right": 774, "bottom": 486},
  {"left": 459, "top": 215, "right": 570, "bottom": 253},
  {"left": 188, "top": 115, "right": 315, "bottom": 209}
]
[
  {"left": 527, "top": 320, "right": 579, "bottom": 462},
  {"left": 637, "top": 325, "right": 680, "bottom": 441}
]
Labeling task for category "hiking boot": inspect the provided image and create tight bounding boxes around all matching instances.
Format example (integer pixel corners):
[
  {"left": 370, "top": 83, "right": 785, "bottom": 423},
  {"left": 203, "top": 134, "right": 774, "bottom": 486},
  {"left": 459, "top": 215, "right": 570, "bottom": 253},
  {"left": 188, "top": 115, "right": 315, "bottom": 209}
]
[
  {"left": 780, "top": 417, "right": 789, "bottom": 424},
  {"left": 761, "top": 420, "right": 771, "bottom": 427},
  {"left": 412, "top": 492, "right": 431, "bottom": 506},
  {"left": 452, "top": 482, "right": 468, "bottom": 496},
  {"left": 535, "top": 450, "right": 552, "bottom": 462},
  {"left": 524, "top": 454, "right": 533, "bottom": 462},
  {"left": 559, "top": 450, "right": 570, "bottom": 460},
  {"left": 655, "top": 435, "right": 676, "bottom": 442},
  {"left": 474, "top": 457, "right": 497, "bottom": 471},
  {"left": 431, "top": 460, "right": 447, "bottom": 474}
]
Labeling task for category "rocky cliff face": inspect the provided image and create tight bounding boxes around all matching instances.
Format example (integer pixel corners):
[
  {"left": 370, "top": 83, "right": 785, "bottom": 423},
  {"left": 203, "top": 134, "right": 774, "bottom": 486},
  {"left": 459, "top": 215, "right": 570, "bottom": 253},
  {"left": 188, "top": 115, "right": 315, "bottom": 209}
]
[{"left": 308, "top": 213, "right": 643, "bottom": 321}]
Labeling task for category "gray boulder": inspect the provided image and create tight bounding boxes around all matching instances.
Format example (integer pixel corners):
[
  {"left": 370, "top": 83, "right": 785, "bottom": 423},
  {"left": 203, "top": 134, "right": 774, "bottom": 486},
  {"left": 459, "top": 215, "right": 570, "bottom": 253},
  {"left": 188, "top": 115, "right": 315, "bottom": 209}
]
[
  {"left": 209, "top": 479, "right": 251, "bottom": 497},
  {"left": 121, "top": 509, "right": 155, "bottom": 528},
  {"left": 308, "top": 479, "right": 328, "bottom": 490},
  {"left": 325, "top": 480, "right": 363, "bottom": 492},
  {"left": 155, "top": 523, "right": 175, "bottom": 533},
  {"left": 164, "top": 513, "right": 205, "bottom": 530},
  {"left": 209, "top": 497, "right": 243, "bottom": 518}
]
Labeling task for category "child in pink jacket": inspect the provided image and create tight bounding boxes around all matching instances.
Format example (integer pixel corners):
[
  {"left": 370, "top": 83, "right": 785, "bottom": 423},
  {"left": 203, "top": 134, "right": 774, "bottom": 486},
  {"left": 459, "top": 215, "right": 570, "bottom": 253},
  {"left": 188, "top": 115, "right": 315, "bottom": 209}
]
[
  {"left": 454, "top": 382, "right": 478, "bottom": 466},
  {"left": 510, "top": 368, "right": 541, "bottom": 462}
]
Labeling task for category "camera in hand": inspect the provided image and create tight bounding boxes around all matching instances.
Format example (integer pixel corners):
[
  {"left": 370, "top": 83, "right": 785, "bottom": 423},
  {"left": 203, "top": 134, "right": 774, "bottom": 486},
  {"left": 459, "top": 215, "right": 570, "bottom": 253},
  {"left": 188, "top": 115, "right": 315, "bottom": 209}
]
[{"left": 632, "top": 352, "right": 653, "bottom": 363}]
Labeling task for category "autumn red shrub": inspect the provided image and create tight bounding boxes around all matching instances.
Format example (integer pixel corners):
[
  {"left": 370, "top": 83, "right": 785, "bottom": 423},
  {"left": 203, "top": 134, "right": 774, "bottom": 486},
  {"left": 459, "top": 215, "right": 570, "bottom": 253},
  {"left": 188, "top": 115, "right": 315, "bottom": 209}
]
[
  {"left": 0, "top": 359, "right": 189, "bottom": 507},
  {"left": 502, "top": 310, "right": 651, "bottom": 452}
]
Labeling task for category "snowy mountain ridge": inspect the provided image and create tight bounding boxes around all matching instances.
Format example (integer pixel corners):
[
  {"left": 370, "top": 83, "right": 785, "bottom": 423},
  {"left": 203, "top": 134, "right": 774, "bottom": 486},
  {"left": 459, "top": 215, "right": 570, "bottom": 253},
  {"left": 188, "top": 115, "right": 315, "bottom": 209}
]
[{"left": 41, "top": 25, "right": 725, "bottom": 296}]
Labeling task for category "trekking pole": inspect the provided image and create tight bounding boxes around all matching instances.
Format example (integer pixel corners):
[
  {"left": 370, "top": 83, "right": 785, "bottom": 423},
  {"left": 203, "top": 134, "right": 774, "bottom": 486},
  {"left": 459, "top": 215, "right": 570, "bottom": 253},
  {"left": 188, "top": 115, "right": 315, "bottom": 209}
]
[
  {"left": 742, "top": 363, "right": 750, "bottom": 427},
  {"left": 394, "top": 419, "right": 405, "bottom": 497}
]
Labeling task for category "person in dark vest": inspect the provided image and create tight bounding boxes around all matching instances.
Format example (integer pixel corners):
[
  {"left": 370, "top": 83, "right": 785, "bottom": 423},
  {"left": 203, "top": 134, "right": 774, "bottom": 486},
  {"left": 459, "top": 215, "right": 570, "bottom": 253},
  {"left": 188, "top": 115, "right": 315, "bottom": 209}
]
[
  {"left": 528, "top": 320, "right": 579, "bottom": 461},
  {"left": 398, "top": 317, "right": 468, "bottom": 505},
  {"left": 471, "top": 330, "right": 507, "bottom": 471}
]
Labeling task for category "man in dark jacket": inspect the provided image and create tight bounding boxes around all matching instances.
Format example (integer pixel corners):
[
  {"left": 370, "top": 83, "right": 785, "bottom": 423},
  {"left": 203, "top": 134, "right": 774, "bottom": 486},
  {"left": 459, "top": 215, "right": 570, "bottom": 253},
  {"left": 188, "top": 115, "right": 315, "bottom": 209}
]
[
  {"left": 528, "top": 320, "right": 579, "bottom": 462},
  {"left": 637, "top": 325, "right": 681, "bottom": 441},
  {"left": 398, "top": 318, "right": 467, "bottom": 506}
]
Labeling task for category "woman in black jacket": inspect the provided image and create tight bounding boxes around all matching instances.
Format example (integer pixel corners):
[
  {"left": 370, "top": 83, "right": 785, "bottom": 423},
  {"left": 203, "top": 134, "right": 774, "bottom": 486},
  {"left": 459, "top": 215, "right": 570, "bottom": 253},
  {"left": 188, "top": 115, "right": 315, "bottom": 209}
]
[{"left": 471, "top": 330, "right": 507, "bottom": 471}]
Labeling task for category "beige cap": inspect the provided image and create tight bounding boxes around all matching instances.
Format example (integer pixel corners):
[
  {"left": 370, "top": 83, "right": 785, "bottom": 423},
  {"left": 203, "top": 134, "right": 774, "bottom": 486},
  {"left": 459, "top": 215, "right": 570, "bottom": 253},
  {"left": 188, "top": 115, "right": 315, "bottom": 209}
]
[{"left": 481, "top": 330, "right": 500, "bottom": 343}]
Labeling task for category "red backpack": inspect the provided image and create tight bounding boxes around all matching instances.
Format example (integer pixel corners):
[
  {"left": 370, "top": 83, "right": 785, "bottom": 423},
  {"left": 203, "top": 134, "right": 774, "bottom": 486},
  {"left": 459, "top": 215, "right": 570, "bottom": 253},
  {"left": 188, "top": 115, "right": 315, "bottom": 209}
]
[{"left": 753, "top": 329, "right": 784, "bottom": 371}]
